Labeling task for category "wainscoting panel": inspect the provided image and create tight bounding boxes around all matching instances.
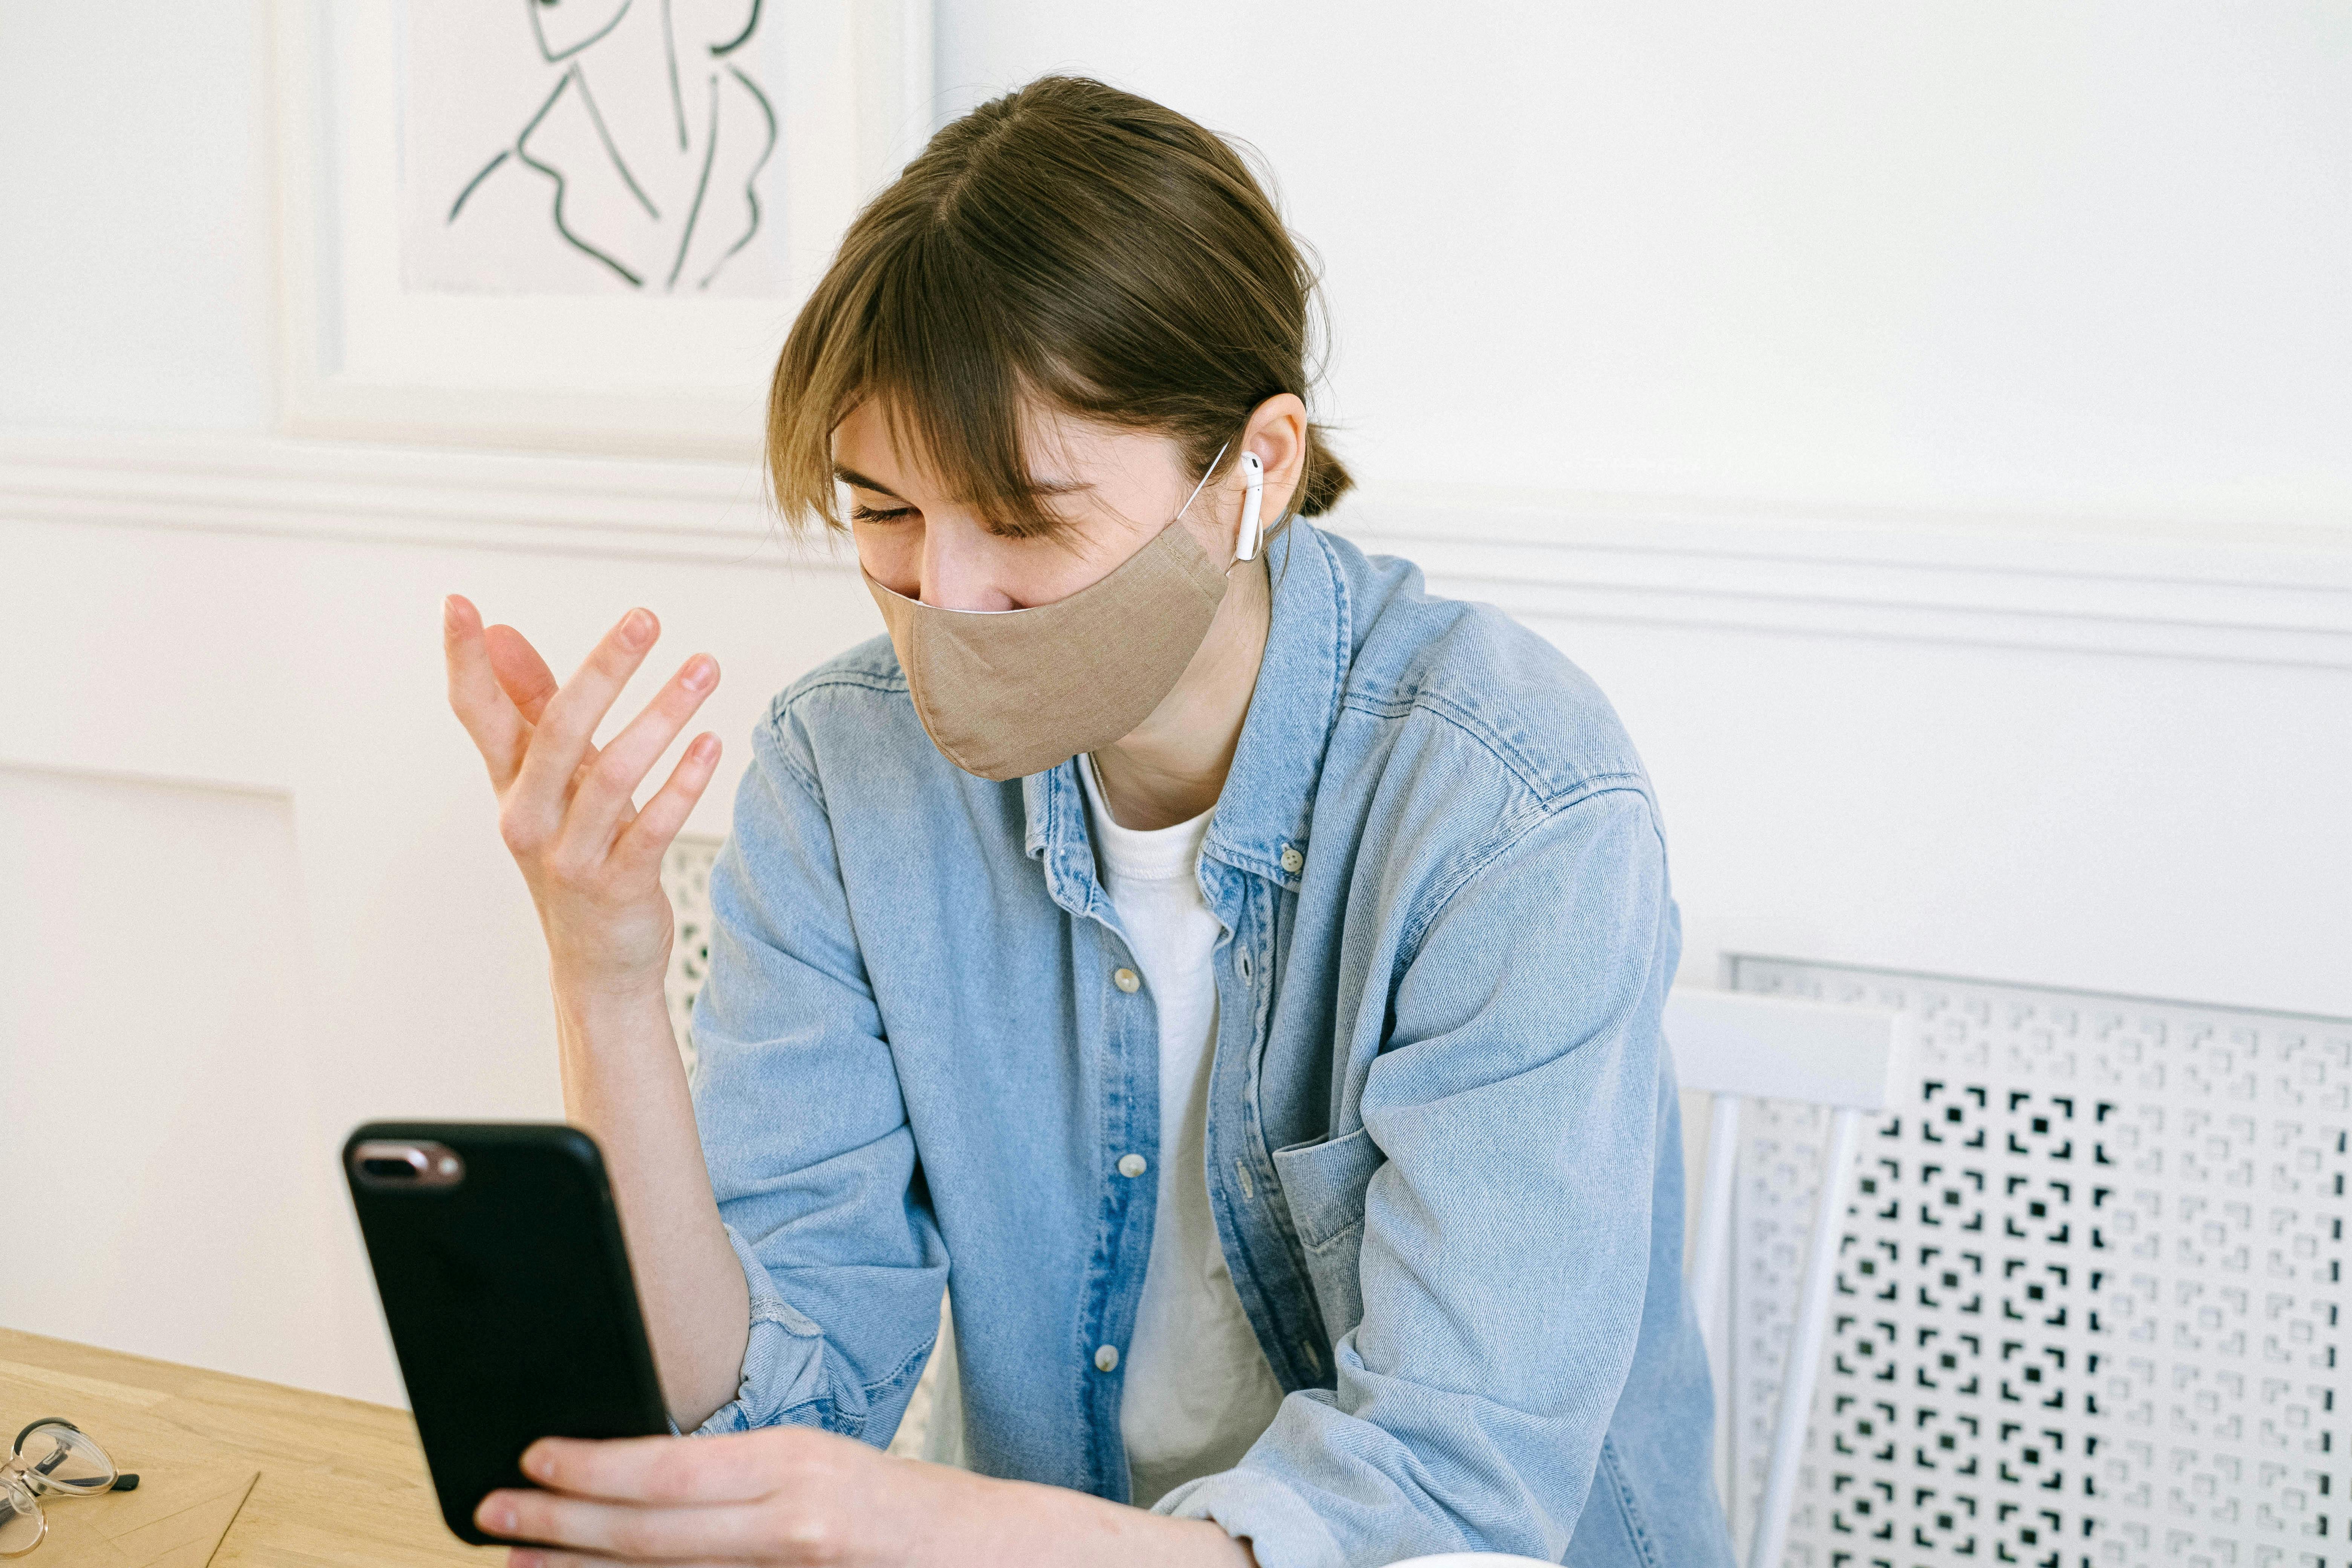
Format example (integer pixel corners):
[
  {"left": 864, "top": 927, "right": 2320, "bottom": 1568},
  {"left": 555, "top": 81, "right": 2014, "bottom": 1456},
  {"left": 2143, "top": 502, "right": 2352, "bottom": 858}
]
[{"left": 0, "top": 763, "right": 345, "bottom": 1390}]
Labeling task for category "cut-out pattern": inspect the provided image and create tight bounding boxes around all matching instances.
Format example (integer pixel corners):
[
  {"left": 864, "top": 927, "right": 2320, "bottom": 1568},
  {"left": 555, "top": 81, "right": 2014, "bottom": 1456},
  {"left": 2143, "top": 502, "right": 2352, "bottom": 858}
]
[
  {"left": 662, "top": 834, "right": 720, "bottom": 1083},
  {"left": 1727, "top": 959, "right": 2349, "bottom": 1568}
]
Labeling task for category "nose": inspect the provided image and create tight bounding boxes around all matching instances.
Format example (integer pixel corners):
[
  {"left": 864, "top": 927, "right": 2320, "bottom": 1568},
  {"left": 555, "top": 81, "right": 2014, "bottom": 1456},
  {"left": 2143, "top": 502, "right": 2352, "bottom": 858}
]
[{"left": 916, "top": 516, "right": 1020, "bottom": 611}]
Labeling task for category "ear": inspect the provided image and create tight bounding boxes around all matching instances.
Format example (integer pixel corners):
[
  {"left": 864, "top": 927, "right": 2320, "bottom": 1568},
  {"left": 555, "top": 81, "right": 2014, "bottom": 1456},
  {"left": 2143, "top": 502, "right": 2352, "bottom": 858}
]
[{"left": 1237, "top": 394, "right": 1308, "bottom": 537}]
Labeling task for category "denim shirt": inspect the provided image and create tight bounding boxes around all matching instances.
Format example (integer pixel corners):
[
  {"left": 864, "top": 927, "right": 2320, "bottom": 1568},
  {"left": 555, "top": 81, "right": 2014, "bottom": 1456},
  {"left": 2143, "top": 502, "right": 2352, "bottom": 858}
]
[{"left": 687, "top": 520, "right": 1735, "bottom": 1568}]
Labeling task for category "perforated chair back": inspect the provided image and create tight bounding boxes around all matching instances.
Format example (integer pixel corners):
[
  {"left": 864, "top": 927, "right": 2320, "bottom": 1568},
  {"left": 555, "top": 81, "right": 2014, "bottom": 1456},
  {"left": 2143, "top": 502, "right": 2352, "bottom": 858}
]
[{"left": 1666, "top": 986, "right": 1902, "bottom": 1568}]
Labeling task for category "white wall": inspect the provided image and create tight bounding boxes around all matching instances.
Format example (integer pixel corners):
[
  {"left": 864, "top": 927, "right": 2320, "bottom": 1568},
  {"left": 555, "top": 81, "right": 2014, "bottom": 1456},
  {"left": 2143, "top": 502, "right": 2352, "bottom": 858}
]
[
  {"left": 0, "top": 3, "right": 275, "bottom": 430},
  {"left": 12, "top": 3, "right": 2352, "bottom": 518},
  {"left": 1, "top": 0, "right": 2346, "bottom": 1413},
  {"left": 939, "top": 4, "right": 2352, "bottom": 524}
]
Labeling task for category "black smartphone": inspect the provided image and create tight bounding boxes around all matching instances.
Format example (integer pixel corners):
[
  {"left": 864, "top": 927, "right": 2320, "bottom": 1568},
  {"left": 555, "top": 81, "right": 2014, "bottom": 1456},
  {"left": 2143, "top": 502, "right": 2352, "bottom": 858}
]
[{"left": 343, "top": 1121, "right": 671, "bottom": 1545}]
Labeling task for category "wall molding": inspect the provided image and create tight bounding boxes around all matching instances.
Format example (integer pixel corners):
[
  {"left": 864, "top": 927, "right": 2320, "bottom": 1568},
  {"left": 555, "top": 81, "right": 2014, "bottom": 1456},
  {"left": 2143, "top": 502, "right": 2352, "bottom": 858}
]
[
  {"left": 4, "top": 430, "right": 2349, "bottom": 669},
  {"left": 1346, "top": 496, "right": 2352, "bottom": 669},
  {"left": 0, "top": 431, "right": 801, "bottom": 567}
]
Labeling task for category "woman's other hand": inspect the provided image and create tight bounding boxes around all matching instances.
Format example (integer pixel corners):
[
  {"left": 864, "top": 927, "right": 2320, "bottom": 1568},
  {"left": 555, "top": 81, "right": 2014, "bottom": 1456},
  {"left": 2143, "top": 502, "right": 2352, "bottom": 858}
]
[
  {"left": 442, "top": 595, "right": 723, "bottom": 1000},
  {"left": 475, "top": 1429, "right": 1259, "bottom": 1568}
]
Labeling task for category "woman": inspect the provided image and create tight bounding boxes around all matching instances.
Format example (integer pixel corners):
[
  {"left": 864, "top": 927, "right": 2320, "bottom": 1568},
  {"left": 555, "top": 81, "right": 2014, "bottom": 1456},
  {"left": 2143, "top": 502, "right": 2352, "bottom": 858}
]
[{"left": 443, "top": 76, "right": 1732, "bottom": 1568}]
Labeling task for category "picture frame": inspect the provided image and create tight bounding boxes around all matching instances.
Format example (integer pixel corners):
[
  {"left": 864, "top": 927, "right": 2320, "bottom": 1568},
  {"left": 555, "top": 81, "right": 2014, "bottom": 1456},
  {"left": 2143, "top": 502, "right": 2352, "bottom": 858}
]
[{"left": 273, "top": 0, "right": 934, "bottom": 459}]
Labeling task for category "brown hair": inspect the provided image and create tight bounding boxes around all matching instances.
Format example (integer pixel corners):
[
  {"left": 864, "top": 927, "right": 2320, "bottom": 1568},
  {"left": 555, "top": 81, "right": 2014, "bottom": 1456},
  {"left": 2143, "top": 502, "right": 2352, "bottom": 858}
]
[{"left": 765, "top": 75, "right": 1351, "bottom": 539}]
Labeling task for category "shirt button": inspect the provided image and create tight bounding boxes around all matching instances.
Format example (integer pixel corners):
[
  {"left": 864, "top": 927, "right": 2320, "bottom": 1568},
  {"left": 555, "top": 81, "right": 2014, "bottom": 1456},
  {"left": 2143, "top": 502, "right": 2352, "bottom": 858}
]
[
  {"left": 1093, "top": 1344, "right": 1120, "bottom": 1372},
  {"left": 1113, "top": 967, "right": 1141, "bottom": 993},
  {"left": 1279, "top": 845, "right": 1305, "bottom": 875},
  {"left": 1118, "top": 1153, "right": 1147, "bottom": 1178}
]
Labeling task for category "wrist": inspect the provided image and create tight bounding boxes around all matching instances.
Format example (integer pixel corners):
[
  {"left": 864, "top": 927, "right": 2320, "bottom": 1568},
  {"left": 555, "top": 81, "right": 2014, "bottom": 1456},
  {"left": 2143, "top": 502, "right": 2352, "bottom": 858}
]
[
  {"left": 548, "top": 969, "right": 674, "bottom": 1044},
  {"left": 549, "top": 951, "right": 665, "bottom": 1001},
  {"left": 535, "top": 902, "right": 674, "bottom": 1008}
]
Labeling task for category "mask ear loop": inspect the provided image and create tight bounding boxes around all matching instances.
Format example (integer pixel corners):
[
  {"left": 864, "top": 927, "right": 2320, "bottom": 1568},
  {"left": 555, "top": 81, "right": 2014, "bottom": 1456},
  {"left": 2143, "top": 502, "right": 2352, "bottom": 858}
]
[
  {"left": 1176, "top": 439, "right": 1229, "bottom": 524},
  {"left": 1084, "top": 438, "right": 1237, "bottom": 792}
]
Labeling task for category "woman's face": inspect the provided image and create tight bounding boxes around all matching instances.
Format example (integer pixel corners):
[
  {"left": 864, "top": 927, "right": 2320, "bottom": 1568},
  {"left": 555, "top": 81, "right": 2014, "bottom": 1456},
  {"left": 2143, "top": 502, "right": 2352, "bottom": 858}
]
[{"left": 834, "top": 402, "right": 1221, "bottom": 611}]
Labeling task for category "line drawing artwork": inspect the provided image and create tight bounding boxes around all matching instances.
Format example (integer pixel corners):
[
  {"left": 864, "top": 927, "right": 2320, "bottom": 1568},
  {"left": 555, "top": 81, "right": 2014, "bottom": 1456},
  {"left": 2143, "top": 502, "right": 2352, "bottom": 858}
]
[{"left": 433, "top": 0, "right": 779, "bottom": 294}]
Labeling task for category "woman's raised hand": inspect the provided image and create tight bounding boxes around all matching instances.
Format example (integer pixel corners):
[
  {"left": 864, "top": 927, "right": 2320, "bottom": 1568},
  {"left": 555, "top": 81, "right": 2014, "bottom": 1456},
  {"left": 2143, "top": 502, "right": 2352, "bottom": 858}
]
[{"left": 443, "top": 595, "right": 723, "bottom": 1000}]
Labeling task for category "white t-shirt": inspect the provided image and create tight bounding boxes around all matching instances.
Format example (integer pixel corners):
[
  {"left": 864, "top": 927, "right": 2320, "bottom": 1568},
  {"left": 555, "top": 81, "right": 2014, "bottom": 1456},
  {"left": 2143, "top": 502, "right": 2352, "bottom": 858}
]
[{"left": 1078, "top": 752, "right": 1289, "bottom": 1509}]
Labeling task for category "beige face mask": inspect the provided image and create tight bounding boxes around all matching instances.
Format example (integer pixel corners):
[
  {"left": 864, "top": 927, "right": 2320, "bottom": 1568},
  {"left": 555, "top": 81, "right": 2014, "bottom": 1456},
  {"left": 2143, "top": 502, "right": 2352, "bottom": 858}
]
[{"left": 860, "top": 452, "right": 1238, "bottom": 781}]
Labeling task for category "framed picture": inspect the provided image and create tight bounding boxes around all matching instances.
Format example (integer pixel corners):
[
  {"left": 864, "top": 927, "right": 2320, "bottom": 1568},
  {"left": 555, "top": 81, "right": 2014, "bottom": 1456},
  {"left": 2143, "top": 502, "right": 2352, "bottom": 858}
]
[{"left": 274, "top": 0, "right": 933, "bottom": 458}]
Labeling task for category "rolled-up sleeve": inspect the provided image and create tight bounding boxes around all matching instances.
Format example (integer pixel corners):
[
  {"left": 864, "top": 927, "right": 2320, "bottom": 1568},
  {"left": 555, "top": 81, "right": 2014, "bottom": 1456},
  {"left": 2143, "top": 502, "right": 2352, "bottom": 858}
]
[
  {"left": 684, "top": 698, "right": 949, "bottom": 1443},
  {"left": 1159, "top": 785, "right": 1676, "bottom": 1564}
]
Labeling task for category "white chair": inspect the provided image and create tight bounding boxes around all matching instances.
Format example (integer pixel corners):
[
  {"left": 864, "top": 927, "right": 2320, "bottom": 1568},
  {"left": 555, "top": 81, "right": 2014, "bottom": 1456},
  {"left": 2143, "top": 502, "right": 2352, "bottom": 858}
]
[{"left": 1666, "top": 986, "right": 1902, "bottom": 1568}]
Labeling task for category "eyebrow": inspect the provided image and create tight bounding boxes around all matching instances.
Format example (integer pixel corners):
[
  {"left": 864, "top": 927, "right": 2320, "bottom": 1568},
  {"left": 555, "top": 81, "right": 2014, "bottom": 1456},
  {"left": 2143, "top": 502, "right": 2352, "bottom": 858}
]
[
  {"left": 831, "top": 466, "right": 1097, "bottom": 503},
  {"left": 833, "top": 466, "right": 905, "bottom": 499}
]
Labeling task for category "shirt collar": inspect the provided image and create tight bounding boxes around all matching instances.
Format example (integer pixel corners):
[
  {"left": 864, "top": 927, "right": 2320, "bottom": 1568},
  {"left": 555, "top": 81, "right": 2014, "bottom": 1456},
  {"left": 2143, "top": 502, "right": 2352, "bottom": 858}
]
[
  {"left": 1021, "top": 519, "right": 1346, "bottom": 900},
  {"left": 1199, "top": 520, "right": 1344, "bottom": 891}
]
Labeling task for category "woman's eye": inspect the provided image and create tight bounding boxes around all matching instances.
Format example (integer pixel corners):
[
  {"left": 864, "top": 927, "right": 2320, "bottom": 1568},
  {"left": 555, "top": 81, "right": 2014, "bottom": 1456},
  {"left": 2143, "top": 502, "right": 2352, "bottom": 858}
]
[{"left": 851, "top": 504, "right": 917, "bottom": 525}]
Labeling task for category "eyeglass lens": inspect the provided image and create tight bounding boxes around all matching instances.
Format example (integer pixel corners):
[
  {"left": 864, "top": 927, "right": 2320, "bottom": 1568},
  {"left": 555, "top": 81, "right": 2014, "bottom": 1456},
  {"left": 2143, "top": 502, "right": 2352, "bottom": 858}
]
[
  {"left": 11, "top": 1426, "right": 115, "bottom": 1497},
  {"left": 0, "top": 1481, "right": 42, "bottom": 1557}
]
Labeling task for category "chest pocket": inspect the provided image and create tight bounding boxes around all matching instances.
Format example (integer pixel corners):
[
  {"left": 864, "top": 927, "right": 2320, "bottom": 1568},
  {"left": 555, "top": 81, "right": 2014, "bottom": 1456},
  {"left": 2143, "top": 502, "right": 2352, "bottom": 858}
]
[{"left": 1269, "top": 1123, "right": 1386, "bottom": 1342}]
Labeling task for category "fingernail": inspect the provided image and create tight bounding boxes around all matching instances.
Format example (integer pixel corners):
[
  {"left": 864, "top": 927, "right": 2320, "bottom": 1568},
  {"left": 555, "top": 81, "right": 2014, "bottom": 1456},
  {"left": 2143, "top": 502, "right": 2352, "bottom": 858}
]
[
  {"left": 479, "top": 1498, "right": 516, "bottom": 1531},
  {"left": 443, "top": 596, "right": 460, "bottom": 632},
  {"left": 682, "top": 655, "right": 715, "bottom": 691},
  {"left": 508, "top": 1551, "right": 540, "bottom": 1568},
  {"left": 521, "top": 1446, "right": 554, "bottom": 1481},
  {"left": 620, "top": 608, "right": 655, "bottom": 648}
]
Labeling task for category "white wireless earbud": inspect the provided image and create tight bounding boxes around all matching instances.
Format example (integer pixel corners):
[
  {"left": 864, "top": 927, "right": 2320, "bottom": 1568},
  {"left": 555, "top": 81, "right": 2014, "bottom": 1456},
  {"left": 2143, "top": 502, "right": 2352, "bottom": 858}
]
[{"left": 1235, "top": 452, "right": 1265, "bottom": 561}]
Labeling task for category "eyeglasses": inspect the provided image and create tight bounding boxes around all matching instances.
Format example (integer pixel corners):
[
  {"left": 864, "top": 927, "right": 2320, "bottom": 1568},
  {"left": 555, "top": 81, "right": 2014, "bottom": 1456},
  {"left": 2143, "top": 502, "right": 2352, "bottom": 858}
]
[{"left": 0, "top": 1419, "right": 138, "bottom": 1557}]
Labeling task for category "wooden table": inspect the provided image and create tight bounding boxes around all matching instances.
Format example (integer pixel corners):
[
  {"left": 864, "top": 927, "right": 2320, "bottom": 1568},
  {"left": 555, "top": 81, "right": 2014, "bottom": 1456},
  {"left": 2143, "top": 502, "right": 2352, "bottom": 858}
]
[{"left": 0, "top": 1328, "right": 496, "bottom": 1565}]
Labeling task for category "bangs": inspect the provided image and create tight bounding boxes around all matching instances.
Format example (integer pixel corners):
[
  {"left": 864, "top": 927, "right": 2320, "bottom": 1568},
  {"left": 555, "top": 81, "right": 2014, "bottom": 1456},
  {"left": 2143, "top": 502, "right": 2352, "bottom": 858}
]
[{"left": 766, "top": 219, "right": 1094, "bottom": 540}]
